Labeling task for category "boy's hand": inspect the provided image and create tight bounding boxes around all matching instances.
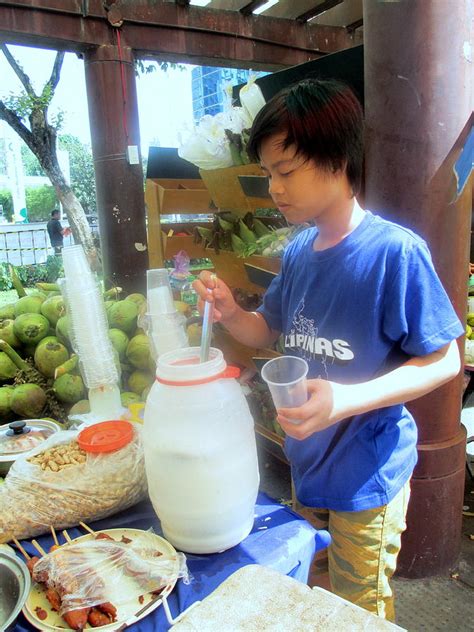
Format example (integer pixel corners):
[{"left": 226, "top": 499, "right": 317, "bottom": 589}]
[
  {"left": 276, "top": 379, "right": 354, "bottom": 440},
  {"left": 193, "top": 272, "right": 238, "bottom": 324}
]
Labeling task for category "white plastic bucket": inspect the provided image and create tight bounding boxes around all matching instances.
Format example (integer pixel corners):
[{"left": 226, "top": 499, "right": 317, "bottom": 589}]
[{"left": 144, "top": 347, "right": 260, "bottom": 553}]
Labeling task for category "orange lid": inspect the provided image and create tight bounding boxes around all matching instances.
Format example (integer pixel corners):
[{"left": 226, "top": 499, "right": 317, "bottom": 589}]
[{"left": 77, "top": 420, "right": 134, "bottom": 453}]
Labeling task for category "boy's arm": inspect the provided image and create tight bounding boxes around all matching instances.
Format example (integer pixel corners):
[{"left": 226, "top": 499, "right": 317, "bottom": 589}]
[
  {"left": 194, "top": 272, "right": 280, "bottom": 349},
  {"left": 222, "top": 308, "right": 280, "bottom": 349},
  {"left": 278, "top": 339, "right": 461, "bottom": 440}
]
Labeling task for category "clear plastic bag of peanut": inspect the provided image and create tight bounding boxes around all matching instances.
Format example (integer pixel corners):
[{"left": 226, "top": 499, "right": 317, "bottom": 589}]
[{"left": 0, "top": 422, "right": 148, "bottom": 542}]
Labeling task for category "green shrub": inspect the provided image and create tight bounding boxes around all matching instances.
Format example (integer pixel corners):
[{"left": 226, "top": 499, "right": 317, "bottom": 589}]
[
  {"left": 0, "top": 263, "right": 12, "bottom": 291},
  {"left": 25, "top": 186, "right": 59, "bottom": 222},
  {"left": 0, "top": 190, "right": 14, "bottom": 222},
  {"left": 0, "top": 256, "right": 64, "bottom": 291}
]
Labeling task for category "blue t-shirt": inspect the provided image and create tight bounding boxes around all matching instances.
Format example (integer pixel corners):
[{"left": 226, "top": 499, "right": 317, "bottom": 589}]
[{"left": 257, "top": 211, "right": 463, "bottom": 511}]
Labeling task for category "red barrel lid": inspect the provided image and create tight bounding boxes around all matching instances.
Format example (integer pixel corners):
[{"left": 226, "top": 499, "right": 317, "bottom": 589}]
[{"left": 77, "top": 420, "right": 134, "bottom": 453}]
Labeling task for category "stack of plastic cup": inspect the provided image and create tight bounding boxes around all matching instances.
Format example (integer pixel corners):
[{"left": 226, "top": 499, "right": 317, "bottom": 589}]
[
  {"left": 261, "top": 356, "right": 309, "bottom": 424},
  {"left": 145, "top": 269, "right": 188, "bottom": 360},
  {"left": 61, "top": 245, "right": 123, "bottom": 423}
]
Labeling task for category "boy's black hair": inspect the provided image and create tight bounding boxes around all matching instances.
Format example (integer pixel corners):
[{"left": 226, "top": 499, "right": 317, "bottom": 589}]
[
  {"left": 247, "top": 78, "right": 364, "bottom": 195},
  {"left": 51, "top": 209, "right": 59, "bottom": 217}
]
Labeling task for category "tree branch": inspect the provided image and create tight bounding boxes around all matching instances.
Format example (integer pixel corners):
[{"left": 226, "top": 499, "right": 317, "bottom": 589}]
[
  {"left": 0, "top": 44, "right": 36, "bottom": 97},
  {"left": 0, "top": 100, "right": 35, "bottom": 149},
  {"left": 46, "top": 51, "right": 65, "bottom": 95}
]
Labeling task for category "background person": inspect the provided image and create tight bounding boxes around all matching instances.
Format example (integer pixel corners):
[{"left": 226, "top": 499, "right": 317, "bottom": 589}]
[{"left": 47, "top": 209, "right": 71, "bottom": 255}]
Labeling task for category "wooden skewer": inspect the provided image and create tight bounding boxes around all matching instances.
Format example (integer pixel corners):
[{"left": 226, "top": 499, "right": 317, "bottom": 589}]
[
  {"left": 31, "top": 539, "right": 47, "bottom": 557},
  {"left": 12, "top": 536, "right": 30, "bottom": 560},
  {"left": 50, "top": 526, "right": 59, "bottom": 547},
  {"left": 79, "top": 521, "right": 95, "bottom": 535},
  {"left": 62, "top": 529, "right": 73, "bottom": 544}
]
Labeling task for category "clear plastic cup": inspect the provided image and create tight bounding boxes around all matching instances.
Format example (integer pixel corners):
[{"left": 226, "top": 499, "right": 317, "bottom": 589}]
[
  {"left": 147, "top": 268, "right": 175, "bottom": 315},
  {"left": 261, "top": 356, "right": 309, "bottom": 423}
]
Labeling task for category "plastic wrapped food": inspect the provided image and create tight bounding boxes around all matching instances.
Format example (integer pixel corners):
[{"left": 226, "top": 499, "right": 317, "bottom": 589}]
[
  {"left": 32, "top": 534, "right": 188, "bottom": 618},
  {"left": 0, "top": 425, "right": 147, "bottom": 542}
]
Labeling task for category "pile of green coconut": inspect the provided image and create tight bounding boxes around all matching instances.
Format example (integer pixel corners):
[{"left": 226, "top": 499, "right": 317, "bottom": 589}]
[{"left": 0, "top": 283, "right": 154, "bottom": 425}]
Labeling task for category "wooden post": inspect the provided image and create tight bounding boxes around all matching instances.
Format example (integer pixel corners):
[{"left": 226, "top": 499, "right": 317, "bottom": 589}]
[
  {"left": 364, "top": 0, "right": 473, "bottom": 577},
  {"left": 84, "top": 40, "right": 148, "bottom": 292}
]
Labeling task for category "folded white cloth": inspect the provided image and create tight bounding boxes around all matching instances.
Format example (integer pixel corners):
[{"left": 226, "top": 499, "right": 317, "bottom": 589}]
[{"left": 171, "top": 564, "right": 405, "bottom": 631}]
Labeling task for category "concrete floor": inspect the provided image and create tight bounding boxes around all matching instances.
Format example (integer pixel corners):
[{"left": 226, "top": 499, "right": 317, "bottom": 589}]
[{"left": 257, "top": 444, "right": 474, "bottom": 632}]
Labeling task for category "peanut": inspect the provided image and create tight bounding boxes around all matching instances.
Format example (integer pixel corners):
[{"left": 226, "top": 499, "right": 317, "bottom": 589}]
[{"left": 28, "top": 441, "right": 87, "bottom": 472}]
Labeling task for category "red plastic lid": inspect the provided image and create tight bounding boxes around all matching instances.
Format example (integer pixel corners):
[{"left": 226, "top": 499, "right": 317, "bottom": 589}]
[{"left": 77, "top": 421, "right": 134, "bottom": 454}]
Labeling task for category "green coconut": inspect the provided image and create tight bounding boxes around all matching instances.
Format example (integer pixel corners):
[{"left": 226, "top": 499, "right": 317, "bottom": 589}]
[
  {"left": 53, "top": 373, "right": 85, "bottom": 404},
  {"left": 55, "top": 315, "right": 71, "bottom": 346},
  {"left": 37, "top": 335, "right": 60, "bottom": 348},
  {"left": 120, "top": 391, "right": 142, "bottom": 407},
  {"left": 28, "top": 290, "right": 47, "bottom": 300},
  {"left": 108, "top": 328, "right": 130, "bottom": 361},
  {"left": 0, "top": 385, "right": 14, "bottom": 421},
  {"left": 0, "top": 352, "right": 18, "bottom": 381},
  {"left": 0, "top": 318, "right": 21, "bottom": 348},
  {"left": 13, "top": 295, "right": 45, "bottom": 316},
  {"left": 11, "top": 384, "right": 47, "bottom": 418},
  {"left": 0, "top": 304, "right": 15, "bottom": 320},
  {"left": 128, "top": 369, "right": 154, "bottom": 396},
  {"left": 13, "top": 313, "right": 50, "bottom": 346},
  {"left": 125, "top": 293, "right": 146, "bottom": 307},
  {"left": 126, "top": 334, "right": 151, "bottom": 370},
  {"left": 68, "top": 399, "right": 91, "bottom": 416},
  {"left": 34, "top": 341, "right": 69, "bottom": 378},
  {"left": 107, "top": 300, "right": 139, "bottom": 333},
  {"left": 104, "top": 301, "right": 116, "bottom": 313},
  {"left": 40, "top": 295, "right": 65, "bottom": 327}
]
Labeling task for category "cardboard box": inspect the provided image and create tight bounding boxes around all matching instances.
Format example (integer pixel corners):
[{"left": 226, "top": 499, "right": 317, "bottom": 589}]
[
  {"left": 199, "top": 164, "right": 273, "bottom": 213},
  {"left": 145, "top": 178, "right": 212, "bottom": 214}
]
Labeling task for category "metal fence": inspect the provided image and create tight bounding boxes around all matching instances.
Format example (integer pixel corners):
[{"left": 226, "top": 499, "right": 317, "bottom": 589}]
[{"left": 0, "top": 226, "right": 75, "bottom": 266}]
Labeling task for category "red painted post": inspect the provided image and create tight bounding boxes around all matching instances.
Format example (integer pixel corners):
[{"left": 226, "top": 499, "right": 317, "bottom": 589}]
[
  {"left": 363, "top": 0, "right": 473, "bottom": 577},
  {"left": 84, "top": 40, "right": 148, "bottom": 292}
]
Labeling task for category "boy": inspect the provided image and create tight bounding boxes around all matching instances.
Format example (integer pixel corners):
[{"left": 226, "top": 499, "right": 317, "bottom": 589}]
[{"left": 194, "top": 78, "right": 463, "bottom": 620}]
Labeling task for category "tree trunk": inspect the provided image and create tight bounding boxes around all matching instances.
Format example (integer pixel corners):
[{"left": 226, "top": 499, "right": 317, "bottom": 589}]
[
  {"left": 31, "top": 119, "right": 101, "bottom": 272},
  {"left": 44, "top": 161, "right": 101, "bottom": 272}
]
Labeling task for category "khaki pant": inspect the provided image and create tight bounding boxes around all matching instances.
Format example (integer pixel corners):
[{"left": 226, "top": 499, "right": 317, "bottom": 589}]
[{"left": 295, "top": 481, "right": 411, "bottom": 621}]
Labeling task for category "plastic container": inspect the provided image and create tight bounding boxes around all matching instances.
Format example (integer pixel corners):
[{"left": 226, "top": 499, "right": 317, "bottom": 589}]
[
  {"left": 144, "top": 346, "right": 260, "bottom": 554},
  {"left": 145, "top": 268, "right": 188, "bottom": 359},
  {"left": 146, "top": 269, "right": 175, "bottom": 315},
  {"left": 60, "top": 245, "right": 123, "bottom": 424},
  {"left": 261, "top": 356, "right": 308, "bottom": 424}
]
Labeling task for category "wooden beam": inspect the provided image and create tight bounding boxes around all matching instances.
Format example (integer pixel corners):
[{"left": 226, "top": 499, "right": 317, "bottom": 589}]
[
  {"left": 240, "top": 1, "right": 269, "bottom": 16},
  {"left": 297, "top": 0, "right": 344, "bottom": 23},
  {"left": 346, "top": 18, "right": 363, "bottom": 33},
  {"left": 0, "top": 0, "right": 361, "bottom": 69}
]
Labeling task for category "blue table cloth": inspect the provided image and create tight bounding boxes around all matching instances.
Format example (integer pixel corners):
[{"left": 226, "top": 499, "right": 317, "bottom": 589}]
[{"left": 13, "top": 492, "right": 330, "bottom": 631}]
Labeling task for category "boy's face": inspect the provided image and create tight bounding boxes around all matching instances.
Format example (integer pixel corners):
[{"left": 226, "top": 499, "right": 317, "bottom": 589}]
[{"left": 259, "top": 133, "right": 348, "bottom": 225}]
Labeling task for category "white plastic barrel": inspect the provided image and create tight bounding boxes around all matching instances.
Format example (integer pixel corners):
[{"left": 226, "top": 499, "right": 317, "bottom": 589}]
[{"left": 143, "top": 346, "right": 260, "bottom": 554}]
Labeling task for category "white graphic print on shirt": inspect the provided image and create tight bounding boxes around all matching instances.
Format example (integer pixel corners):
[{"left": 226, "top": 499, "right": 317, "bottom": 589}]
[{"left": 283, "top": 298, "right": 354, "bottom": 378}]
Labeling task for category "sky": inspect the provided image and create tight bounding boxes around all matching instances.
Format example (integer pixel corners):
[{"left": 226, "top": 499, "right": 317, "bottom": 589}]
[{"left": 0, "top": 44, "right": 196, "bottom": 158}]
